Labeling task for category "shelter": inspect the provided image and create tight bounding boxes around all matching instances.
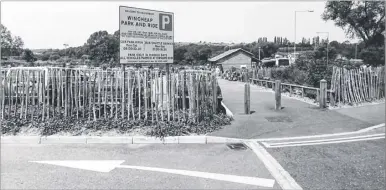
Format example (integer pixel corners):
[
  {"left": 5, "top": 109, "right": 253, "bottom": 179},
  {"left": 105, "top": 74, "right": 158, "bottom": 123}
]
[{"left": 208, "top": 48, "right": 259, "bottom": 70}]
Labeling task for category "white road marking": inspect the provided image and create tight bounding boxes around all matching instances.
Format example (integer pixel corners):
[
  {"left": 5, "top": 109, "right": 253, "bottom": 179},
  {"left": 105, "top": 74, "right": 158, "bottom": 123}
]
[
  {"left": 267, "top": 136, "right": 385, "bottom": 148},
  {"left": 267, "top": 133, "right": 385, "bottom": 146},
  {"left": 254, "top": 123, "right": 385, "bottom": 142},
  {"left": 29, "top": 160, "right": 125, "bottom": 172},
  {"left": 30, "top": 160, "right": 275, "bottom": 188},
  {"left": 116, "top": 165, "right": 275, "bottom": 187},
  {"left": 244, "top": 141, "right": 302, "bottom": 190},
  {"left": 357, "top": 123, "right": 385, "bottom": 133}
]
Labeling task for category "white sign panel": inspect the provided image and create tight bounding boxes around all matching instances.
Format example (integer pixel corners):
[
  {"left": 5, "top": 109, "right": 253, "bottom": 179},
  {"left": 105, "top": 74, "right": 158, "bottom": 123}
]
[{"left": 119, "top": 6, "right": 174, "bottom": 64}]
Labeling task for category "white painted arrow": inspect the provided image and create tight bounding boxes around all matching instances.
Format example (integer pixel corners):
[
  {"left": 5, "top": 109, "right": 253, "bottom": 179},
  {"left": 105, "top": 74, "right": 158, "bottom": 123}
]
[{"left": 29, "top": 160, "right": 275, "bottom": 188}]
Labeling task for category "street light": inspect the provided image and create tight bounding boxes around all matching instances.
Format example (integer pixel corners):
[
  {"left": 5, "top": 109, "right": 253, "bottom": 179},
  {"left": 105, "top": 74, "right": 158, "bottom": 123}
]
[
  {"left": 316, "top": 32, "right": 329, "bottom": 66},
  {"left": 294, "top": 10, "right": 314, "bottom": 64}
]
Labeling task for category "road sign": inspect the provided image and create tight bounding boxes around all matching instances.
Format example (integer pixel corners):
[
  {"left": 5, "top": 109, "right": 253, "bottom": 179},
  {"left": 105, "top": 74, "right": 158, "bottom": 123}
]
[
  {"left": 119, "top": 6, "right": 174, "bottom": 64},
  {"left": 30, "top": 160, "right": 275, "bottom": 187}
]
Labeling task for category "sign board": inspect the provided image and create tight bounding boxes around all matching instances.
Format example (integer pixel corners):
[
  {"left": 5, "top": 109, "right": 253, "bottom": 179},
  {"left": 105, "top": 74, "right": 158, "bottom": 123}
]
[{"left": 119, "top": 6, "right": 174, "bottom": 64}]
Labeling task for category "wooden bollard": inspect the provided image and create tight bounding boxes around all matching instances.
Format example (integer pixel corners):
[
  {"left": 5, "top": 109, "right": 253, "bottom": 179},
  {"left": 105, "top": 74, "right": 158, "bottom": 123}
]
[
  {"left": 244, "top": 83, "right": 250, "bottom": 114},
  {"left": 275, "top": 80, "right": 281, "bottom": 110},
  {"left": 319, "top": 79, "right": 327, "bottom": 108}
]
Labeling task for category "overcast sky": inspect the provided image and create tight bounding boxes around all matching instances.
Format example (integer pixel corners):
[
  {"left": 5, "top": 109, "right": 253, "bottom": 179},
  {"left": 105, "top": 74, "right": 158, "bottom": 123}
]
[{"left": 1, "top": 1, "right": 358, "bottom": 49}]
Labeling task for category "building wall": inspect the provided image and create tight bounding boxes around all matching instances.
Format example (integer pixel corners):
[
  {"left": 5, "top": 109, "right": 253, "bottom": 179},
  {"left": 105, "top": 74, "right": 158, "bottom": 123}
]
[{"left": 216, "top": 51, "right": 252, "bottom": 70}]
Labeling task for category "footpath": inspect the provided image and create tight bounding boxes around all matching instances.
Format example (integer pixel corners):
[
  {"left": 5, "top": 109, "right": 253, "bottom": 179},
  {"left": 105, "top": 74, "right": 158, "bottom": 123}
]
[{"left": 211, "top": 79, "right": 385, "bottom": 139}]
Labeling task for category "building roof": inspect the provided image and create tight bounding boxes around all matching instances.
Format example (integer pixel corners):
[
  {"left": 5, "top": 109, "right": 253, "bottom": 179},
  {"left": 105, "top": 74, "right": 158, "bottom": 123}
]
[{"left": 208, "top": 48, "right": 256, "bottom": 62}]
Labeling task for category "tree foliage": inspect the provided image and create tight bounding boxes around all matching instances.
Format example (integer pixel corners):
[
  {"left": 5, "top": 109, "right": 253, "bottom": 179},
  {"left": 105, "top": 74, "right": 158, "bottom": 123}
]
[
  {"left": 1, "top": 24, "right": 24, "bottom": 57},
  {"left": 322, "top": 1, "right": 385, "bottom": 47},
  {"left": 22, "top": 49, "right": 36, "bottom": 63}
]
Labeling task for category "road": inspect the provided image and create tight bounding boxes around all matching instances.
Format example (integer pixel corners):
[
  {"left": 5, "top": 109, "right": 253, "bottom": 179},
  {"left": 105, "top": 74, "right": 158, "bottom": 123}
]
[
  {"left": 1, "top": 143, "right": 280, "bottom": 189},
  {"left": 2, "top": 131, "right": 385, "bottom": 190},
  {"left": 266, "top": 138, "right": 385, "bottom": 190}
]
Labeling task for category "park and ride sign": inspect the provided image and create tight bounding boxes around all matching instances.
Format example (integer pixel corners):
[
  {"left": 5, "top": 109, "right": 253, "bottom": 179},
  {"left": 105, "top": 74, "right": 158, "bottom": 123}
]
[{"left": 119, "top": 6, "right": 174, "bottom": 64}]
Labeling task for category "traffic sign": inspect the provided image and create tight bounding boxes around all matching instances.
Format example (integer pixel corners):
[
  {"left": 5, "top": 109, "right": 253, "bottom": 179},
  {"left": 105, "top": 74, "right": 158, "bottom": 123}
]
[{"left": 119, "top": 6, "right": 174, "bottom": 64}]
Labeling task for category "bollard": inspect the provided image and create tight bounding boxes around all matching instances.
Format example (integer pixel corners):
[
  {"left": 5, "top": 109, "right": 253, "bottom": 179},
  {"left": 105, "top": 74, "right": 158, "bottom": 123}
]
[
  {"left": 275, "top": 80, "right": 281, "bottom": 110},
  {"left": 319, "top": 79, "right": 327, "bottom": 108},
  {"left": 244, "top": 83, "right": 250, "bottom": 114}
]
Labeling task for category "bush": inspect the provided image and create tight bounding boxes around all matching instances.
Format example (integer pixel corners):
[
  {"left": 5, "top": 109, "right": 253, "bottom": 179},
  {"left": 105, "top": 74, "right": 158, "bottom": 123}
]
[{"left": 1, "top": 112, "right": 232, "bottom": 138}]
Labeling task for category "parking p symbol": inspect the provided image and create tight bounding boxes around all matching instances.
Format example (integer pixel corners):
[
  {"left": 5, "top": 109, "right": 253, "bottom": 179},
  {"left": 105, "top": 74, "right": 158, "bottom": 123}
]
[{"left": 159, "top": 14, "right": 172, "bottom": 31}]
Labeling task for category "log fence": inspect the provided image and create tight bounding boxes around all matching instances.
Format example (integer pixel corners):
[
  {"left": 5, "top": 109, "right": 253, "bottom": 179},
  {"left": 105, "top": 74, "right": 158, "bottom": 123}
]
[{"left": 0, "top": 67, "right": 220, "bottom": 122}]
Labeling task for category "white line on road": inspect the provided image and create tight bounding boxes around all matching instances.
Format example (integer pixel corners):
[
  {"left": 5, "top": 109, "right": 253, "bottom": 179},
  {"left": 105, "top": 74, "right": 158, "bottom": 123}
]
[
  {"left": 357, "top": 123, "right": 385, "bottom": 133},
  {"left": 254, "top": 123, "right": 385, "bottom": 142},
  {"left": 30, "top": 160, "right": 275, "bottom": 188},
  {"left": 266, "top": 133, "right": 385, "bottom": 147},
  {"left": 116, "top": 165, "right": 275, "bottom": 188},
  {"left": 244, "top": 141, "right": 302, "bottom": 190},
  {"left": 266, "top": 136, "right": 385, "bottom": 148}
]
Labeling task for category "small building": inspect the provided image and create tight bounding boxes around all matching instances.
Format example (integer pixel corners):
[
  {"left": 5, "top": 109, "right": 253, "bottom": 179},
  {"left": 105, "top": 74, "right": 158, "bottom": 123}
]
[{"left": 208, "top": 48, "right": 259, "bottom": 70}]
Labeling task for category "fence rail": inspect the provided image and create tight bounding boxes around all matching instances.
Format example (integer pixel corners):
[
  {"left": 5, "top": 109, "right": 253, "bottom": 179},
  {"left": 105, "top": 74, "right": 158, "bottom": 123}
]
[
  {"left": 0, "top": 67, "right": 219, "bottom": 122},
  {"left": 250, "top": 78, "right": 324, "bottom": 103}
]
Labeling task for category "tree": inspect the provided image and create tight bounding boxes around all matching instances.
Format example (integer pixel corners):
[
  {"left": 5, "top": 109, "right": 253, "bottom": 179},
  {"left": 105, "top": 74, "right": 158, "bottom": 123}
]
[
  {"left": 1, "top": 24, "right": 13, "bottom": 57},
  {"left": 11, "top": 36, "right": 24, "bottom": 56},
  {"left": 198, "top": 47, "right": 212, "bottom": 61},
  {"left": 174, "top": 47, "right": 187, "bottom": 62},
  {"left": 184, "top": 50, "right": 199, "bottom": 64},
  {"left": 322, "top": 1, "right": 385, "bottom": 47},
  {"left": 359, "top": 45, "right": 384, "bottom": 66},
  {"left": 22, "top": 49, "right": 36, "bottom": 63},
  {"left": 313, "top": 46, "right": 338, "bottom": 60},
  {"left": 49, "top": 54, "right": 60, "bottom": 61},
  {"left": 85, "top": 31, "right": 117, "bottom": 63},
  {"left": 41, "top": 53, "right": 50, "bottom": 61}
]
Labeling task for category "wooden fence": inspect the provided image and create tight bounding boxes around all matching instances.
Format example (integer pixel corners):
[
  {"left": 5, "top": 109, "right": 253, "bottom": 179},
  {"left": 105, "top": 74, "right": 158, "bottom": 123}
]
[
  {"left": 251, "top": 78, "right": 323, "bottom": 103},
  {"left": 0, "top": 67, "right": 219, "bottom": 122},
  {"left": 330, "top": 66, "right": 385, "bottom": 104},
  {"left": 251, "top": 66, "right": 385, "bottom": 106}
]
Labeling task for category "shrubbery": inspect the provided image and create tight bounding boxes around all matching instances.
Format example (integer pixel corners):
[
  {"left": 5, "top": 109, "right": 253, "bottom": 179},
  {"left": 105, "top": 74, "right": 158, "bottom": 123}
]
[{"left": 1, "top": 109, "right": 232, "bottom": 138}]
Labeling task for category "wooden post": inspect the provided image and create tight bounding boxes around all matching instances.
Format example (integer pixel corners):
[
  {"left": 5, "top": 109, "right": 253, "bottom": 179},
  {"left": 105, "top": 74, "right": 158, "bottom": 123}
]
[
  {"left": 319, "top": 79, "right": 327, "bottom": 108},
  {"left": 166, "top": 63, "right": 170, "bottom": 121},
  {"left": 244, "top": 83, "right": 250, "bottom": 114},
  {"left": 121, "top": 66, "right": 125, "bottom": 119},
  {"left": 144, "top": 70, "right": 148, "bottom": 120},
  {"left": 138, "top": 70, "right": 141, "bottom": 120},
  {"left": 8, "top": 70, "right": 12, "bottom": 119},
  {"left": 329, "top": 90, "right": 335, "bottom": 107},
  {"left": 160, "top": 70, "right": 164, "bottom": 120},
  {"left": 25, "top": 70, "right": 30, "bottom": 119},
  {"left": 149, "top": 70, "right": 153, "bottom": 122},
  {"left": 275, "top": 80, "right": 281, "bottom": 110},
  {"left": 64, "top": 68, "right": 69, "bottom": 117},
  {"left": 182, "top": 70, "right": 186, "bottom": 120}
]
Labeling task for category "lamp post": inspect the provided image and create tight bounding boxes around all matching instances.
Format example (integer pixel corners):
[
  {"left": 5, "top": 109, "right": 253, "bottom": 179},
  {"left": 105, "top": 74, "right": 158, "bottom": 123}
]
[
  {"left": 294, "top": 10, "right": 314, "bottom": 64},
  {"left": 316, "top": 32, "right": 329, "bottom": 66}
]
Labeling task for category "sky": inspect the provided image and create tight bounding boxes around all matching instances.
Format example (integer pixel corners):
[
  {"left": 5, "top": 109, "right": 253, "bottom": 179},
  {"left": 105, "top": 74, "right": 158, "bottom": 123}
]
[{"left": 1, "top": 1, "right": 359, "bottom": 49}]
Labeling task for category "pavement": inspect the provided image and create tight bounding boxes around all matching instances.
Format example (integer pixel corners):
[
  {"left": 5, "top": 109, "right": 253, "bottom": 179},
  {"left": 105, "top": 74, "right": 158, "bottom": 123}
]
[
  {"left": 211, "top": 79, "right": 384, "bottom": 139},
  {"left": 334, "top": 103, "right": 385, "bottom": 125},
  {"left": 1, "top": 143, "right": 281, "bottom": 189}
]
